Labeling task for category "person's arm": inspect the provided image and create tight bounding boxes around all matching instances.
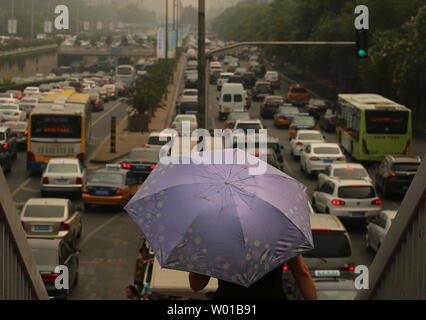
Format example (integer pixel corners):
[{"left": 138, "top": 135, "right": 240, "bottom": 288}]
[
  {"left": 287, "top": 255, "right": 317, "bottom": 300},
  {"left": 189, "top": 272, "right": 211, "bottom": 292}
]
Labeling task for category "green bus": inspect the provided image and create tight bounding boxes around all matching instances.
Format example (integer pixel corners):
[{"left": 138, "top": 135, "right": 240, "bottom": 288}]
[{"left": 336, "top": 94, "right": 412, "bottom": 162}]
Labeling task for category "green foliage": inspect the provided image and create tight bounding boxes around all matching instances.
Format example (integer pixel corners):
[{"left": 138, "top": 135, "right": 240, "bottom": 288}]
[{"left": 212, "top": 0, "right": 426, "bottom": 113}]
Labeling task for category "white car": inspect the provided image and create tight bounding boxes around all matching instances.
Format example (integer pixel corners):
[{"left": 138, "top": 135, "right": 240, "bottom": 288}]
[
  {"left": 23, "top": 86, "right": 41, "bottom": 97},
  {"left": 181, "top": 89, "right": 198, "bottom": 98},
  {"left": 318, "top": 163, "right": 372, "bottom": 188},
  {"left": 41, "top": 158, "right": 86, "bottom": 196},
  {"left": 0, "top": 102, "right": 26, "bottom": 121},
  {"left": 233, "top": 119, "right": 264, "bottom": 133},
  {"left": 144, "top": 131, "right": 176, "bottom": 150},
  {"left": 21, "top": 198, "right": 82, "bottom": 245},
  {"left": 300, "top": 143, "right": 346, "bottom": 176},
  {"left": 216, "top": 72, "right": 234, "bottom": 91},
  {"left": 290, "top": 130, "right": 324, "bottom": 158},
  {"left": 312, "top": 177, "right": 382, "bottom": 218},
  {"left": 366, "top": 210, "right": 398, "bottom": 252},
  {"left": 19, "top": 97, "right": 39, "bottom": 115},
  {"left": 171, "top": 114, "right": 198, "bottom": 136}
]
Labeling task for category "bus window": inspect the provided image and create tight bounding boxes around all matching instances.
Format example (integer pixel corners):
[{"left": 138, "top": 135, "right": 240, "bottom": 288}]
[
  {"left": 31, "top": 115, "right": 81, "bottom": 139},
  {"left": 365, "top": 111, "right": 408, "bottom": 134}
]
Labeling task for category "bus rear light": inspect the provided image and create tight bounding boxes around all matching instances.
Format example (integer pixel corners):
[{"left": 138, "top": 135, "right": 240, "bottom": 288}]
[
  {"left": 332, "top": 200, "right": 345, "bottom": 206},
  {"left": 24, "top": 131, "right": 28, "bottom": 135},
  {"left": 402, "top": 139, "right": 411, "bottom": 155},
  {"left": 362, "top": 139, "right": 369, "bottom": 155},
  {"left": 42, "top": 177, "right": 49, "bottom": 184}
]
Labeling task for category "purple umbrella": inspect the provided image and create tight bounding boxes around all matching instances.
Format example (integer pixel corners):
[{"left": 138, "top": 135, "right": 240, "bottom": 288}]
[{"left": 125, "top": 148, "right": 314, "bottom": 287}]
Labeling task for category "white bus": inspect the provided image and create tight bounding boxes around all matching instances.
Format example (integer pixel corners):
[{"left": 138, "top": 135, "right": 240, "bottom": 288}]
[{"left": 115, "top": 65, "right": 136, "bottom": 87}]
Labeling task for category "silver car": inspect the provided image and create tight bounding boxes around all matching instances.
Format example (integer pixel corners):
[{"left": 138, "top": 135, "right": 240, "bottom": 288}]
[
  {"left": 41, "top": 158, "right": 86, "bottom": 196},
  {"left": 21, "top": 198, "right": 82, "bottom": 246},
  {"left": 103, "top": 84, "right": 118, "bottom": 101}
]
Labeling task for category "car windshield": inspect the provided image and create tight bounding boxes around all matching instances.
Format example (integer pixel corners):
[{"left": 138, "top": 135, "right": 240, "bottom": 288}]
[
  {"left": 304, "top": 230, "right": 351, "bottom": 258},
  {"left": 229, "top": 113, "right": 250, "bottom": 121},
  {"left": 299, "top": 133, "right": 323, "bottom": 140},
  {"left": 365, "top": 110, "right": 408, "bottom": 134},
  {"left": 316, "top": 289, "right": 358, "bottom": 300},
  {"left": 0, "top": 105, "right": 18, "bottom": 110},
  {"left": 292, "top": 87, "right": 307, "bottom": 93},
  {"left": 314, "top": 147, "right": 340, "bottom": 155},
  {"left": 266, "top": 98, "right": 283, "bottom": 104},
  {"left": 24, "top": 205, "right": 65, "bottom": 218},
  {"left": 47, "top": 163, "right": 78, "bottom": 173},
  {"left": 128, "top": 150, "right": 159, "bottom": 162},
  {"left": 293, "top": 117, "right": 315, "bottom": 126},
  {"left": 148, "top": 136, "right": 172, "bottom": 146},
  {"left": 183, "top": 91, "right": 197, "bottom": 96},
  {"left": 391, "top": 163, "right": 419, "bottom": 172},
  {"left": 338, "top": 186, "right": 376, "bottom": 199},
  {"left": 31, "top": 247, "right": 58, "bottom": 268},
  {"left": 256, "top": 83, "right": 270, "bottom": 90},
  {"left": 334, "top": 168, "right": 367, "bottom": 179},
  {"left": 280, "top": 107, "right": 299, "bottom": 115},
  {"left": 236, "top": 124, "right": 261, "bottom": 132},
  {"left": 90, "top": 172, "right": 123, "bottom": 185}
]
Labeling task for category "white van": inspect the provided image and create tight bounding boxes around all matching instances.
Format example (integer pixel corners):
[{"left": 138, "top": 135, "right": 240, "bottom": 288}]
[{"left": 218, "top": 83, "right": 247, "bottom": 120}]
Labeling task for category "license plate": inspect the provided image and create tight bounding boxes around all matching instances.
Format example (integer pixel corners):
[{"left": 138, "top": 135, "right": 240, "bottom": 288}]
[
  {"left": 35, "top": 225, "right": 50, "bottom": 231},
  {"left": 95, "top": 190, "right": 109, "bottom": 196},
  {"left": 135, "top": 166, "right": 147, "bottom": 170},
  {"left": 314, "top": 270, "right": 340, "bottom": 277},
  {"left": 323, "top": 160, "right": 334, "bottom": 163},
  {"left": 4, "top": 112, "right": 11, "bottom": 115},
  {"left": 186, "top": 111, "right": 198, "bottom": 114},
  {"left": 352, "top": 212, "right": 366, "bottom": 217},
  {"left": 56, "top": 179, "right": 69, "bottom": 183}
]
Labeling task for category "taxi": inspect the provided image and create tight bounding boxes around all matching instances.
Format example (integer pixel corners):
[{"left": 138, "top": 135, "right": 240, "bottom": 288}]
[
  {"left": 286, "top": 84, "right": 310, "bottom": 105},
  {"left": 273, "top": 106, "right": 300, "bottom": 128},
  {"left": 82, "top": 164, "right": 141, "bottom": 209}
]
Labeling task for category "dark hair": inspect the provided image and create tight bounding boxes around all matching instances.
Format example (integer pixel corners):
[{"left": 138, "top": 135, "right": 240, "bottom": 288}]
[{"left": 127, "top": 285, "right": 140, "bottom": 298}]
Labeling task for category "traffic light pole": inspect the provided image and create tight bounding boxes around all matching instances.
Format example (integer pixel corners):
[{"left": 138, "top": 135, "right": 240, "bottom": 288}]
[{"left": 198, "top": 0, "right": 206, "bottom": 129}]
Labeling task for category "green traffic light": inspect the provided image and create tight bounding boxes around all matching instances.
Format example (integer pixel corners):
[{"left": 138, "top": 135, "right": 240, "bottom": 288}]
[{"left": 358, "top": 49, "right": 367, "bottom": 57}]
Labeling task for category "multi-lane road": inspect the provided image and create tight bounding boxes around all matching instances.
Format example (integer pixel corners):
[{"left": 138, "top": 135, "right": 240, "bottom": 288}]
[{"left": 204, "top": 59, "right": 425, "bottom": 270}]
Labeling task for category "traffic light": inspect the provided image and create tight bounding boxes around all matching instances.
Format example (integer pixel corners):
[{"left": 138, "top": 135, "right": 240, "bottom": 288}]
[{"left": 356, "top": 29, "right": 368, "bottom": 58}]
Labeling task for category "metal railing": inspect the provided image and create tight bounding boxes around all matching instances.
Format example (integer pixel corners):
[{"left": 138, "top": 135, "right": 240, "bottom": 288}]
[
  {"left": 0, "top": 171, "right": 48, "bottom": 300},
  {"left": 356, "top": 154, "right": 426, "bottom": 299}
]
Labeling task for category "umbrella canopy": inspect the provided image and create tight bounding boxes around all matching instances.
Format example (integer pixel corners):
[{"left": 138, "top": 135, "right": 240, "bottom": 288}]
[{"left": 125, "top": 148, "right": 314, "bottom": 287}]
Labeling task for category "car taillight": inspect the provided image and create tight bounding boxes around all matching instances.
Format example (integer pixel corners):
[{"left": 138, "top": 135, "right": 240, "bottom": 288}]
[
  {"left": 329, "top": 118, "right": 337, "bottom": 123},
  {"left": 171, "top": 124, "right": 176, "bottom": 129},
  {"left": 150, "top": 164, "right": 156, "bottom": 170},
  {"left": 112, "top": 91, "right": 115, "bottom": 94},
  {"left": 402, "top": 139, "right": 411, "bottom": 155},
  {"left": 61, "top": 222, "right": 69, "bottom": 231},
  {"left": 312, "top": 126, "right": 318, "bottom": 130},
  {"left": 42, "top": 273, "right": 60, "bottom": 283},
  {"left": 95, "top": 99, "right": 100, "bottom": 103},
  {"left": 42, "top": 177, "right": 49, "bottom": 184},
  {"left": 296, "top": 142, "right": 303, "bottom": 146},
  {"left": 309, "top": 157, "right": 320, "bottom": 161},
  {"left": 290, "top": 126, "right": 294, "bottom": 131},
  {"left": 339, "top": 264, "right": 355, "bottom": 272},
  {"left": 387, "top": 170, "right": 397, "bottom": 178},
  {"left": 143, "top": 145, "right": 150, "bottom": 148},
  {"left": 362, "top": 139, "right": 369, "bottom": 154},
  {"left": 116, "top": 187, "right": 124, "bottom": 195},
  {"left": 122, "top": 162, "right": 132, "bottom": 169},
  {"left": 371, "top": 199, "right": 382, "bottom": 205},
  {"left": 32, "top": 105, "right": 36, "bottom": 109},
  {"left": 82, "top": 185, "right": 89, "bottom": 194},
  {"left": 283, "top": 265, "right": 290, "bottom": 271},
  {"left": 77, "top": 153, "right": 84, "bottom": 164},
  {"left": 27, "top": 152, "right": 35, "bottom": 162},
  {"left": 337, "top": 156, "right": 346, "bottom": 161},
  {"left": 14, "top": 112, "right": 19, "bottom": 116},
  {"left": 76, "top": 177, "right": 83, "bottom": 184},
  {"left": 332, "top": 199, "right": 345, "bottom": 206},
  {"left": 4, "top": 142, "right": 8, "bottom": 148}
]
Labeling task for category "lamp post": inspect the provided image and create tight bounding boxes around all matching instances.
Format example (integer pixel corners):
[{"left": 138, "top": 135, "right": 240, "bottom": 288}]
[
  {"left": 198, "top": 0, "right": 206, "bottom": 128},
  {"left": 165, "top": 0, "right": 169, "bottom": 99}
]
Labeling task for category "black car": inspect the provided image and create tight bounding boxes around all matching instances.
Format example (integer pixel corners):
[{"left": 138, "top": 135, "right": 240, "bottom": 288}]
[
  {"left": 307, "top": 98, "right": 328, "bottom": 120},
  {"left": 260, "top": 96, "right": 285, "bottom": 118},
  {"left": 0, "top": 126, "right": 17, "bottom": 159},
  {"left": 252, "top": 81, "right": 273, "bottom": 101},
  {"left": 178, "top": 99, "right": 199, "bottom": 115},
  {"left": 375, "top": 155, "right": 421, "bottom": 197},
  {"left": 28, "top": 238, "right": 80, "bottom": 300},
  {"left": 121, "top": 148, "right": 160, "bottom": 182},
  {"left": 242, "top": 72, "right": 257, "bottom": 89},
  {"left": 253, "top": 64, "right": 266, "bottom": 78},
  {"left": 3, "top": 121, "right": 28, "bottom": 149},
  {"left": 184, "top": 73, "right": 198, "bottom": 89},
  {"left": 227, "top": 75, "right": 243, "bottom": 85},
  {"left": 0, "top": 145, "right": 12, "bottom": 173}
]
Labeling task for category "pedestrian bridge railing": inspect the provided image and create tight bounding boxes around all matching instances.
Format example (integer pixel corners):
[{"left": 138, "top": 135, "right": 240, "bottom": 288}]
[
  {"left": 0, "top": 172, "right": 48, "bottom": 300},
  {"left": 356, "top": 154, "right": 426, "bottom": 299}
]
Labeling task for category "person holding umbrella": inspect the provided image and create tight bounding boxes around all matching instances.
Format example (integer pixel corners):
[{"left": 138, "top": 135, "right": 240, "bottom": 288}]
[
  {"left": 125, "top": 148, "right": 318, "bottom": 301},
  {"left": 189, "top": 254, "right": 317, "bottom": 300}
]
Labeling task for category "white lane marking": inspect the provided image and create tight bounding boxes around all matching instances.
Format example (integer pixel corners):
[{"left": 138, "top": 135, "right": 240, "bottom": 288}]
[
  {"left": 79, "top": 212, "right": 124, "bottom": 249},
  {"left": 91, "top": 101, "right": 123, "bottom": 127},
  {"left": 11, "top": 177, "right": 33, "bottom": 197}
]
